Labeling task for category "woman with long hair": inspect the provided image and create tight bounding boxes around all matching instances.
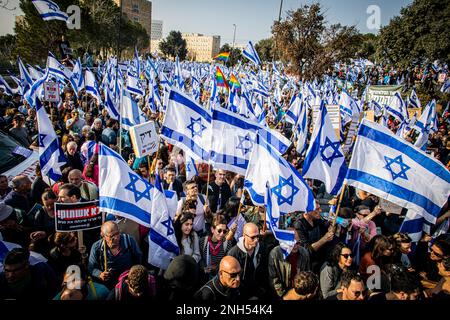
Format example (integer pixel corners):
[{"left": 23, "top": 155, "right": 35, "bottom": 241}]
[{"left": 174, "top": 212, "right": 201, "bottom": 263}]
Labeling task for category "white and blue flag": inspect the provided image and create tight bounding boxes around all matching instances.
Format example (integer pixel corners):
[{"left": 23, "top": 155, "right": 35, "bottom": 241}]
[
  {"left": 69, "top": 58, "right": 84, "bottom": 94},
  {"left": 32, "top": 0, "right": 68, "bottom": 22},
  {"left": 265, "top": 185, "right": 296, "bottom": 258},
  {"left": 161, "top": 89, "right": 212, "bottom": 162},
  {"left": 303, "top": 101, "right": 348, "bottom": 195},
  {"left": 121, "top": 89, "right": 146, "bottom": 130},
  {"left": 36, "top": 97, "right": 66, "bottom": 182},
  {"left": 47, "top": 52, "right": 71, "bottom": 81},
  {"left": 414, "top": 100, "right": 438, "bottom": 150},
  {"left": 243, "top": 41, "right": 262, "bottom": 66},
  {"left": 99, "top": 144, "right": 151, "bottom": 227},
  {"left": 245, "top": 133, "right": 315, "bottom": 214},
  {"left": 105, "top": 86, "right": 120, "bottom": 120},
  {"left": 408, "top": 88, "right": 421, "bottom": 108},
  {"left": 148, "top": 174, "right": 180, "bottom": 270},
  {"left": 85, "top": 68, "right": 102, "bottom": 103},
  {"left": 385, "top": 92, "right": 408, "bottom": 123},
  {"left": 18, "top": 57, "right": 33, "bottom": 94},
  {"left": 185, "top": 155, "right": 198, "bottom": 181},
  {"left": 25, "top": 68, "right": 49, "bottom": 107},
  {"left": 345, "top": 119, "right": 450, "bottom": 227}
]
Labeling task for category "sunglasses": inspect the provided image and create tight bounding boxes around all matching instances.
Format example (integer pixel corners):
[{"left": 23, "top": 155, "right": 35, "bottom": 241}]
[
  {"left": 341, "top": 253, "right": 353, "bottom": 260},
  {"left": 245, "top": 233, "right": 260, "bottom": 241},
  {"left": 215, "top": 228, "right": 227, "bottom": 234},
  {"left": 222, "top": 270, "right": 241, "bottom": 279},
  {"left": 431, "top": 250, "right": 445, "bottom": 260}
]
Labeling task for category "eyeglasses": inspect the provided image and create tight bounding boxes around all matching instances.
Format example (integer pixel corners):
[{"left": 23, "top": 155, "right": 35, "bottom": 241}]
[
  {"left": 341, "top": 253, "right": 353, "bottom": 260},
  {"left": 215, "top": 228, "right": 227, "bottom": 234},
  {"left": 222, "top": 270, "right": 241, "bottom": 279},
  {"left": 244, "top": 233, "right": 260, "bottom": 241}
]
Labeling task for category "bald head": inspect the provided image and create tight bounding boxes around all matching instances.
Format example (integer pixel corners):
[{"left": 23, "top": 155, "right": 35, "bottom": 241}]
[
  {"left": 243, "top": 222, "right": 259, "bottom": 251},
  {"left": 101, "top": 221, "right": 119, "bottom": 236},
  {"left": 68, "top": 169, "right": 83, "bottom": 187},
  {"left": 11, "top": 175, "right": 32, "bottom": 193},
  {"left": 219, "top": 256, "right": 241, "bottom": 289},
  {"left": 243, "top": 222, "right": 258, "bottom": 236}
]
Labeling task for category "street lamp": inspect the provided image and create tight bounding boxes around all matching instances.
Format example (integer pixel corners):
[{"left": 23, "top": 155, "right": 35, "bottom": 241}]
[{"left": 232, "top": 24, "right": 237, "bottom": 50}]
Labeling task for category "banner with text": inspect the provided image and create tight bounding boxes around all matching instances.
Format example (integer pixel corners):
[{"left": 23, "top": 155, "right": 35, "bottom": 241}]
[{"left": 55, "top": 200, "right": 102, "bottom": 232}]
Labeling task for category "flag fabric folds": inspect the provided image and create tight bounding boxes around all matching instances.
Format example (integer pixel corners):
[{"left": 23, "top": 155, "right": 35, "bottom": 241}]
[
  {"left": 345, "top": 119, "right": 450, "bottom": 227},
  {"left": 303, "top": 101, "right": 348, "bottom": 195},
  {"left": 213, "top": 52, "right": 230, "bottom": 62},
  {"left": 32, "top": 0, "right": 68, "bottom": 22},
  {"left": 245, "top": 133, "right": 315, "bottom": 214},
  {"left": 36, "top": 97, "right": 67, "bottom": 182},
  {"left": 161, "top": 89, "right": 212, "bottom": 162},
  {"left": 99, "top": 144, "right": 152, "bottom": 227},
  {"left": 243, "top": 41, "right": 262, "bottom": 66},
  {"left": 148, "top": 175, "right": 179, "bottom": 270}
]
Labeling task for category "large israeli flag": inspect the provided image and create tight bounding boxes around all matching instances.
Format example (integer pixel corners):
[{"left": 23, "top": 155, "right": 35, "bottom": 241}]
[
  {"left": 161, "top": 88, "right": 212, "bottom": 162},
  {"left": 25, "top": 68, "right": 49, "bottom": 107},
  {"left": 345, "top": 119, "right": 450, "bottom": 226},
  {"left": 18, "top": 57, "right": 33, "bottom": 94},
  {"left": 126, "top": 72, "right": 145, "bottom": 97},
  {"left": 303, "top": 101, "right": 348, "bottom": 195},
  {"left": 32, "top": 0, "right": 68, "bottom": 22},
  {"left": 284, "top": 94, "right": 302, "bottom": 126},
  {"left": 414, "top": 100, "right": 438, "bottom": 150},
  {"left": 148, "top": 175, "right": 180, "bottom": 270},
  {"left": 243, "top": 41, "right": 262, "bottom": 66},
  {"left": 36, "top": 97, "right": 67, "bottom": 181},
  {"left": 99, "top": 144, "right": 152, "bottom": 228},
  {"left": 245, "top": 133, "right": 315, "bottom": 214}
]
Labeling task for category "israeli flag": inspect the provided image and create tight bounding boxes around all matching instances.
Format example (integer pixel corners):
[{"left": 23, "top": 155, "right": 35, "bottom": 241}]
[
  {"left": 25, "top": 68, "right": 49, "bottom": 107},
  {"left": 69, "top": 58, "right": 85, "bottom": 94},
  {"left": 99, "top": 144, "right": 151, "bottom": 227},
  {"left": 385, "top": 92, "right": 408, "bottom": 123},
  {"left": 339, "top": 89, "right": 358, "bottom": 123},
  {"left": 414, "top": 100, "right": 438, "bottom": 150},
  {"left": 399, "top": 210, "right": 429, "bottom": 243},
  {"left": 161, "top": 88, "right": 212, "bottom": 162},
  {"left": 285, "top": 94, "right": 302, "bottom": 126},
  {"left": 185, "top": 155, "right": 198, "bottom": 181},
  {"left": 245, "top": 133, "right": 315, "bottom": 214},
  {"left": 18, "top": 57, "right": 33, "bottom": 94},
  {"left": 47, "top": 52, "right": 72, "bottom": 81},
  {"left": 85, "top": 68, "right": 102, "bottom": 103},
  {"left": 345, "top": 119, "right": 450, "bottom": 226},
  {"left": 265, "top": 185, "right": 296, "bottom": 258},
  {"left": 173, "top": 56, "right": 184, "bottom": 90},
  {"left": 303, "top": 101, "right": 347, "bottom": 195},
  {"left": 408, "top": 88, "right": 421, "bottom": 108},
  {"left": 148, "top": 175, "right": 180, "bottom": 270},
  {"left": 0, "top": 75, "right": 14, "bottom": 96},
  {"left": 32, "top": 0, "right": 68, "bottom": 22},
  {"left": 294, "top": 101, "right": 309, "bottom": 155},
  {"left": 36, "top": 97, "right": 67, "bottom": 181},
  {"left": 105, "top": 86, "right": 120, "bottom": 120},
  {"left": 126, "top": 72, "right": 145, "bottom": 97},
  {"left": 243, "top": 41, "right": 262, "bottom": 66},
  {"left": 121, "top": 89, "right": 146, "bottom": 131}
]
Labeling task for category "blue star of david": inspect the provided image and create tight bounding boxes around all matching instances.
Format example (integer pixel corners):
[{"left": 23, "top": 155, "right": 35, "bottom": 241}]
[
  {"left": 270, "top": 217, "right": 279, "bottom": 228},
  {"left": 161, "top": 218, "right": 174, "bottom": 236},
  {"left": 124, "top": 172, "right": 152, "bottom": 202},
  {"left": 47, "top": 3, "right": 59, "bottom": 11},
  {"left": 319, "top": 137, "right": 343, "bottom": 167},
  {"left": 384, "top": 155, "right": 410, "bottom": 181},
  {"left": 38, "top": 134, "right": 47, "bottom": 148},
  {"left": 271, "top": 175, "right": 300, "bottom": 206},
  {"left": 236, "top": 134, "right": 255, "bottom": 156},
  {"left": 186, "top": 117, "right": 207, "bottom": 138},
  {"left": 186, "top": 162, "right": 192, "bottom": 173},
  {"left": 72, "top": 73, "right": 79, "bottom": 80}
]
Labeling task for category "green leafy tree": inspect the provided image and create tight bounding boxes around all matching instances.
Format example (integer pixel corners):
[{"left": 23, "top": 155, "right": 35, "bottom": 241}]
[
  {"left": 376, "top": 0, "right": 450, "bottom": 67},
  {"left": 159, "top": 31, "right": 187, "bottom": 60},
  {"left": 0, "top": 34, "right": 17, "bottom": 69},
  {"left": 255, "top": 38, "right": 274, "bottom": 63}
]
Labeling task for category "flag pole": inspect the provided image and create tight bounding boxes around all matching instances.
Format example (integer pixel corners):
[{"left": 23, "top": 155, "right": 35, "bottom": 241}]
[
  {"left": 262, "top": 206, "right": 267, "bottom": 232},
  {"left": 332, "top": 184, "right": 347, "bottom": 229},
  {"left": 205, "top": 164, "right": 211, "bottom": 199}
]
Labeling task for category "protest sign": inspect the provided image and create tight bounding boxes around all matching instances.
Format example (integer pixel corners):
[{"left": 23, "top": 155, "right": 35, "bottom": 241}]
[
  {"left": 379, "top": 198, "right": 403, "bottom": 215},
  {"left": 44, "top": 82, "right": 60, "bottom": 102},
  {"left": 366, "top": 85, "right": 402, "bottom": 107},
  {"left": 129, "top": 121, "right": 159, "bottom": 158},
  {"left": 55, "top": 200, "right": 102, "bottom": 232}
]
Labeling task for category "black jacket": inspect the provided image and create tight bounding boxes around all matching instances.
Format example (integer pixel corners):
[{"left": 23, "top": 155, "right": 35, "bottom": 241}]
[
  {"left": 194, "top": 275, "right": 240, "bottom": 303},
  {"left": 227, "top": 237, "right": 269, "bottom": 300},
  {"left": 202, "top": 182, "right": 232, "bottom": 213}
]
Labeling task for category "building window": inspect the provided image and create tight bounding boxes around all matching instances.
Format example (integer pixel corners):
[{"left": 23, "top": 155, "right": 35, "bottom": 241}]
[{"left": 132, "top": 4, "right": 139, "bottom": 13}]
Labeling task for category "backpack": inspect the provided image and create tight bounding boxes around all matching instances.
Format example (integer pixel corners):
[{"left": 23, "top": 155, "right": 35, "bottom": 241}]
[{"left": 114, "top": 269, "right": 157, "bottom": 300}]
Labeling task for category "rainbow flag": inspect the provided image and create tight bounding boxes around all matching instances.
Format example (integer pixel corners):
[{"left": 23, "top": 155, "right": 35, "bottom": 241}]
[
  {"left": 216, "top": 67, "right": 229, "bottom": 91},
  {"left": 213, "top": 52, "right": 230, "bottom": 61},
  {"left": 229, "top": 74, "right": 241, "bottom": 90}
]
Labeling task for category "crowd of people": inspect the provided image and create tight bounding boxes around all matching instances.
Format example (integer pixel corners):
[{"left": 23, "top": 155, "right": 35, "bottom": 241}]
[{"left": 0, "top": 54, "right": 449, "bottom": 302}]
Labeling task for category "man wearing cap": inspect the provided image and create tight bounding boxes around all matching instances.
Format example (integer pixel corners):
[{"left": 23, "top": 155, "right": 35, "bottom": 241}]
[
  {"left": 4, "top": 175, "right": 32, "bottom": 214},
  {"left": 0, "top": 202, "right": 27, "bottom": 246}
]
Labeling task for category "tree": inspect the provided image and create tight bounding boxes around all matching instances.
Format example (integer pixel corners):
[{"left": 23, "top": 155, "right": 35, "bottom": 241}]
[
  {"left": 0, "top": 34, "right": 16, "bottom": 69},
  {"left": 376, "top": 0, "right": 450, "bottom": 67},
  {"left": 159, "top": 31, "right": 187, "bottom": 60},
  {"left": 218, "top": 43, "right": 242, "bottom": 66},
  {"left": 357, "top": 33, "right": 378, "bottom": 61},
  {"left": 272, "top": 3, "right": 362, "bottom": 79},
  {"left": 255, "top": 38, "right": 274, "bottom": 63}
]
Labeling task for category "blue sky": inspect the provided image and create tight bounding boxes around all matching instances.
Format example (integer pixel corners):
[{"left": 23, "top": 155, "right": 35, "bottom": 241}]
[{"left": 0, "top": 0, "right": 412, "bottom": 45}]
